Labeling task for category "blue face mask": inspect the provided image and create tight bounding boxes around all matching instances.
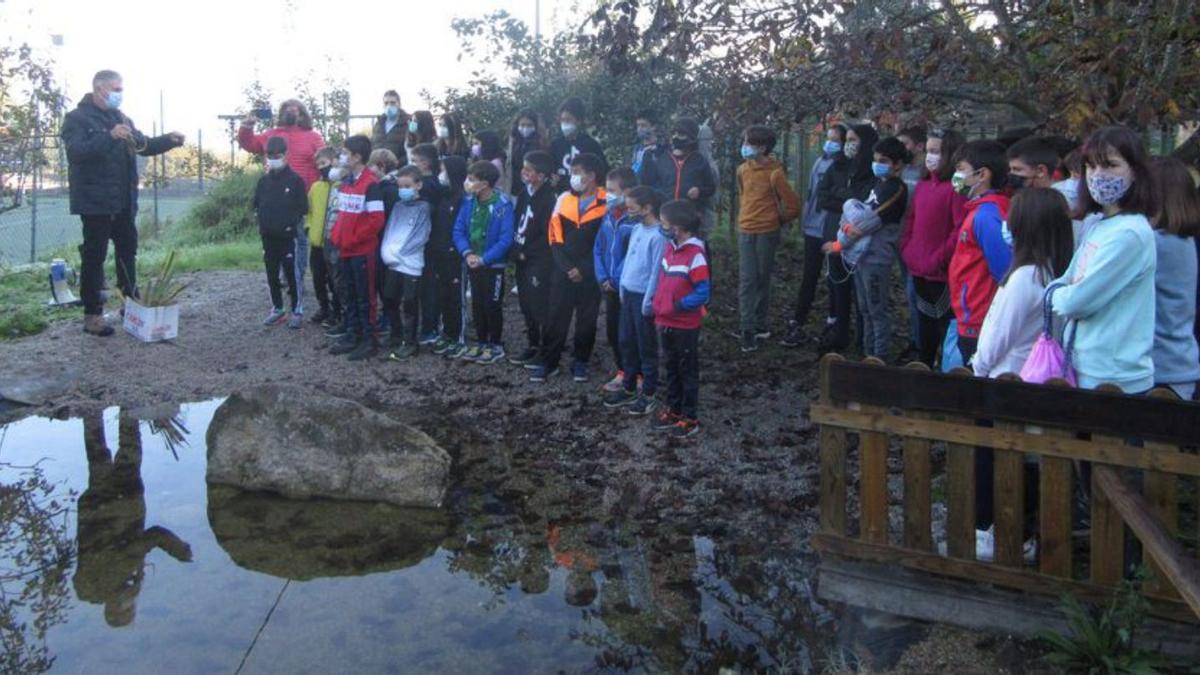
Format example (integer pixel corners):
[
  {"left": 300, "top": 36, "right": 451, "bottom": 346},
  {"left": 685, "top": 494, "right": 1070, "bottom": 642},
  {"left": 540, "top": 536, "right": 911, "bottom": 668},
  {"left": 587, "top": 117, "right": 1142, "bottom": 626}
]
[
  {"left": 398, "top": 187, "right": 419, "bottom": 202},
  {"left": 606, "top": 193, "right": 625, "bottom": 208},
  {"left": 872, "top": 162, "right": 891, "bottom": 178},
  {"left": 659, "top": 225, "right": 673, "bottom": 239},
  {"left": 106, "top": 90, "right": 123, "bottom": 110},
  {"left": 823, "top": 140, "right": 842, "bottom": 156},
  {"left": 740, "top": 144, "right": 758, "bottom": 160}
]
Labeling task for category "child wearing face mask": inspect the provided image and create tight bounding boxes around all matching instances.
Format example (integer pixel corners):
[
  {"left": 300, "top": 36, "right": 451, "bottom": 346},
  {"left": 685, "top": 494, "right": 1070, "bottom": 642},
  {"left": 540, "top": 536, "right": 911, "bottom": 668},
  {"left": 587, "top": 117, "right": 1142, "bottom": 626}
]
[
  {"left": 550, "top": 97, "right": 607, "bottom": 193},
  {"left": 947, "top": 140, "right": 1012, "bottom": 365},
  {"left": 306, "top": 147, "right": 342, "bottom": 327},
  {"left": 637, "top": 116, "right": 717, "bottom": 225},
  {"left": 408, "top": 143, "right": 445, "bottom": 345},
  {"left": 594, "top": 168, "right": 640, "bottom": 392},
  {"left": 404, "top": 111, "right": 437, "bottom": 166},
  {"left": 253, "top": 136, "right": 309, "bottom": 329},
  {"left": 1051, "top": 126, "right": 1157, "bottom": 393},
  {"left": 510, "top": 151, "right": 559, "bottom": 367},
  {"left": 452, "top": 161, "right": 515, "bottom": 364},
  {"left": 435, "top": 113, "right": 470, "bottom": 160},
  {"left": 428, "top": 156, "right": 470, "bottom": 357},
  {"left": 379, "top": 165, "right": 434, "bottom": 359},
  {"left": 472, "top": 130, "right": 509, "bottom": 194},
  {"left": 508, "top": 110, "right": 548, "bottom": 195}
]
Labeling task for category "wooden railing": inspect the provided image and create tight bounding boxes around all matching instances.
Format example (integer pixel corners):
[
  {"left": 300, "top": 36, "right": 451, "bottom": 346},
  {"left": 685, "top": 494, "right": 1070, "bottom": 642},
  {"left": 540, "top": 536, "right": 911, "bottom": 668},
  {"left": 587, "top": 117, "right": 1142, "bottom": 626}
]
[{"left": 811, "top": 354, "right": 1200, "bottom": 623}]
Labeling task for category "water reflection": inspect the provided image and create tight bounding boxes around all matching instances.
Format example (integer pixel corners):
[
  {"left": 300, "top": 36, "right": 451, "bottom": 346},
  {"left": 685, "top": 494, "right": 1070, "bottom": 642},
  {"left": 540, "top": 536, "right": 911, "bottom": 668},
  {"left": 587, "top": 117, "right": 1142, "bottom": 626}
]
[{"left": 75, "top": 414, "right": 193, "bottom": 627}]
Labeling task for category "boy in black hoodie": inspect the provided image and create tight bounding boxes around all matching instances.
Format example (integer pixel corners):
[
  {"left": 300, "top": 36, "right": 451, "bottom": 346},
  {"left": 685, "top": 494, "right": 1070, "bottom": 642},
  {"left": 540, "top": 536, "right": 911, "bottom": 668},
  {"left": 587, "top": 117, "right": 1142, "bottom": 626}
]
[
  {"left": 814, "top": 122, "right": 879, "bottom": 352},
  {"left": 510, "top": 150, "right": 559, "bottom": 366},
  {"left": 429, "top": 156, "right": 470, "bottom": 358},
  {"left": 253, "top": 136, "right": 308, "bottom": 329},
  {"left": 550, "top": 97, "right": 607, "bottom": 193},
  {"left": 409, "top": 142, "right": 444, "bottom": 344}
]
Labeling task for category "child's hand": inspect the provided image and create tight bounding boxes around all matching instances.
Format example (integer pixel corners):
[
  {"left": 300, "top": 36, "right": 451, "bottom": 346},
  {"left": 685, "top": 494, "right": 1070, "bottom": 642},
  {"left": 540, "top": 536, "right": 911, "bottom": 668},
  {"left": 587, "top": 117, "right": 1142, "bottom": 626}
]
[
  {"left": 466, "top": 254, "right": 482, "bottom": 269},
  {"left": 822, "top": 242, "right": 838, "bottom": 255},
  {"left": 601, "top": 280, "right": 614, "bottom": 293},
  {"left": 687, "top": 187, "right": 700, "bottom": 200},
  {"left": 567, "top": 268, "right": 583, "bottom": 283}
]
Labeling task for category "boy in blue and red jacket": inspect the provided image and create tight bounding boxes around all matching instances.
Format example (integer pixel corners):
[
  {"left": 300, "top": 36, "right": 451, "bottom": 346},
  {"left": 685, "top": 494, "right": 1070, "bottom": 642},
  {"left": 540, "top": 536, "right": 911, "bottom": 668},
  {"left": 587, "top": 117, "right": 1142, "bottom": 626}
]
[
  {"left": 947, "top": 140, "right": 1012, "bottom": 365},
  {"left": 594, "top": 167, "right": 639, "bottom": 392},
  {"left": 328, "top": 135, "right": 386, "bottom": 361},
  {"left": 651, "top": 200, "right": 710, "bottom": 438}
]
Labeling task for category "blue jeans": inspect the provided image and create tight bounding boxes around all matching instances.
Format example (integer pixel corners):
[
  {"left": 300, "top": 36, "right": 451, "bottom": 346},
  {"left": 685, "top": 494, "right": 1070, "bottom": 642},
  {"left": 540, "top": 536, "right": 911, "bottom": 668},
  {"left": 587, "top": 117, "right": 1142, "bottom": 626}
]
[
  {"left": 339, "top": 255, "right": 377, "bottom": 340},
  {"left": 854, "top": 262, "right": 892, "bottom": 359},
  {"left": 619, "top": 291, "right": 659, "bottom": 396}
]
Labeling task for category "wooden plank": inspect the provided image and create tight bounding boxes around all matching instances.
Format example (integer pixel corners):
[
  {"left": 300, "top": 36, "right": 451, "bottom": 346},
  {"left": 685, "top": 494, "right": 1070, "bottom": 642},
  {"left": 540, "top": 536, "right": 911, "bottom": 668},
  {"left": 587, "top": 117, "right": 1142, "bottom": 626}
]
[
  {"left": 903, "top": 362, "right": 932, "bottom": 551},
  {"left": 823, "top": 359, "right": 1200, "bottom": 446},
  {"left": 1093, "top": 465, "right": 1200, "bottom": 619},
  {"left": 857, "top": 357, "right": 889, "bottom": 546},
  {"left": 811, "top": 532, "right": 1198, "bottom": 624},
  {"left": 817, "top": 354, "right": 847, "bottom": 536},
  {"left": 1145, "top": 388, "right": 1182, "bottom": 599},
  {"left": 993, "top": 439, "right": 1026, "bottom": 568},
  {"left": 808, "top": 404, "right": 1200, "bottom": 476},
  {"left": 817, "top": 559, "right": 1200, "bottom": 659},
  {"left": 945, "top": 367, "right": 976, "bottom": 561},
  {"left": 1039, "top": 453, "right": 1073, "bottom": 578},
  {"left": 1090, "top": 466, "right": 1126, "bottom": 587}
]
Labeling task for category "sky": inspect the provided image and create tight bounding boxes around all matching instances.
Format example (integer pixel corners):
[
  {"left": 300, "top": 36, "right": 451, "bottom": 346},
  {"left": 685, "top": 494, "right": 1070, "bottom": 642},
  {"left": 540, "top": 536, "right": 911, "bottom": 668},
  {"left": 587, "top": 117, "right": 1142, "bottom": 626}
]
[{"left": 1, "top": 0, "right": 574, "bottom": 157}]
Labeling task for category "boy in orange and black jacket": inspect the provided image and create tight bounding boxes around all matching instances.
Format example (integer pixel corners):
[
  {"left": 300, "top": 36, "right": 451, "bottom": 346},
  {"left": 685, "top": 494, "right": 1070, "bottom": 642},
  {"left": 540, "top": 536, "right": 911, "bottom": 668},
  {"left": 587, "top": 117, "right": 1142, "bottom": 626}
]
[{"left": 530, "top": 153, "right": 607, "bottom": 383}]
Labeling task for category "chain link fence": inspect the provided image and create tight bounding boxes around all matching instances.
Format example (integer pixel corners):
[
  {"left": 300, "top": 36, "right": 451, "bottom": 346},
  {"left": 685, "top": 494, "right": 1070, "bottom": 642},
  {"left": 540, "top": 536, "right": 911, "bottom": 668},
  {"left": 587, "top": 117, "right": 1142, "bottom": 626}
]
[{"left": 0, "top": 130, "right": 218, "bottom": 266}]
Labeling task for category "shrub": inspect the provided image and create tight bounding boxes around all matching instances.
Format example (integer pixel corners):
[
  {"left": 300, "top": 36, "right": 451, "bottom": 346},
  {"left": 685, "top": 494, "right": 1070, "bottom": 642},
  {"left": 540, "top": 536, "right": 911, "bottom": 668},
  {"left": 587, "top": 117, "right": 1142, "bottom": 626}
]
[{"left": 171, "top": 168, "right": 261, "bottom": 246}]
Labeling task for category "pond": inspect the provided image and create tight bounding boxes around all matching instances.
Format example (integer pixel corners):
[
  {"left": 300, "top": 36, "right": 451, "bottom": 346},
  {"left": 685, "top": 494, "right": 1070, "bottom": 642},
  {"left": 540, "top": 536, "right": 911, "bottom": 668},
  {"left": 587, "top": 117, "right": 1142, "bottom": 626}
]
[{"left": 0, "top": 398, "right": 913, "bottom": 673}]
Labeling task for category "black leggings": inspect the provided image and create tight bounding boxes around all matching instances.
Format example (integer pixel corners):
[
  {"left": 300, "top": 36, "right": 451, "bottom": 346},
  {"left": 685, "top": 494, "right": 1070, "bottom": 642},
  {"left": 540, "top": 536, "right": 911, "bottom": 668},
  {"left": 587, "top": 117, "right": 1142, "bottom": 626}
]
[
  {"left": 913, "top": 277, "right": 951, "bottom": 369},
  {"left": 792, "top": 234, "right": 835, "bottom": 325}
]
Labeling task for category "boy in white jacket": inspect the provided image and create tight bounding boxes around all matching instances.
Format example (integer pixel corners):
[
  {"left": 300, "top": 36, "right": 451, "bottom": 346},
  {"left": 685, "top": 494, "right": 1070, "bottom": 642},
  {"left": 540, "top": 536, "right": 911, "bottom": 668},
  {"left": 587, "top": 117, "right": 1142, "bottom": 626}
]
[{"left": 381, "top": 165, "right": 433, "bottom": 359}]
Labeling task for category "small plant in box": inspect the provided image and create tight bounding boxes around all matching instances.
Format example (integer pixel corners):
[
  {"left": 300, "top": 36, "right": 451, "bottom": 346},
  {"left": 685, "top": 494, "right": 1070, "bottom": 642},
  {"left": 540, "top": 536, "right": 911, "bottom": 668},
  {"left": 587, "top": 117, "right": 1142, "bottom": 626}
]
[{"left": 121, "top": 251, "right": 187, "bottom": 342}]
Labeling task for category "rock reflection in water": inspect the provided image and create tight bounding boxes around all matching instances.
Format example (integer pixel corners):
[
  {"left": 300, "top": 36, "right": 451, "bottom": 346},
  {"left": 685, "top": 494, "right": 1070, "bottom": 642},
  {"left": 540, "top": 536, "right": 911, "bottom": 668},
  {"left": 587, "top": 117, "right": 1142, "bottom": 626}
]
[
  {"left": 74, "top": 413, "right": 193, "bottom": 627},
  {"left": 207, "top": 484, "right": 450, "bottom": 580}
]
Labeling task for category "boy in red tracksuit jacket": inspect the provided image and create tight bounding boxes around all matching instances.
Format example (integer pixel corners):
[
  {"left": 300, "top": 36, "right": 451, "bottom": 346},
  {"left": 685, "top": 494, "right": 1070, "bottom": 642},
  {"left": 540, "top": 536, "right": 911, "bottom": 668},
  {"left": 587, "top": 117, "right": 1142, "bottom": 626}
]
[
  {"left": 947, "top": 140, "right": 1012, "bottom": 365},
  {"left": 328, "top": 135, "right": 386, "bottom": 361},
  {"left": 651, "top": 200, "right": 710, "bottom": 439}
]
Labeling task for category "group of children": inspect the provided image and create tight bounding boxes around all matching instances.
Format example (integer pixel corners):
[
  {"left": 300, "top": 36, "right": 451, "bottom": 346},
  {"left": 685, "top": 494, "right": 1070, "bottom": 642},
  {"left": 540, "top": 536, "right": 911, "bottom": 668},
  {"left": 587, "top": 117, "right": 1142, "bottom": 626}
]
[{"left": 250, "top": 97, "right": 717, "bottom": 437}]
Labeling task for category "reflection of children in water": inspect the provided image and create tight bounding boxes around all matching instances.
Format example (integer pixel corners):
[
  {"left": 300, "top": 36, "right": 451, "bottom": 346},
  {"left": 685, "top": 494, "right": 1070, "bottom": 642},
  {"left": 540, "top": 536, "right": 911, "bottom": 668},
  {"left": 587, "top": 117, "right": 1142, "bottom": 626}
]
[
  {"left": 546, "top": 523, "right": 598, "bottom": 606},
  {"left": 73, "top": 414, "right": 192, "bottom": 627}
]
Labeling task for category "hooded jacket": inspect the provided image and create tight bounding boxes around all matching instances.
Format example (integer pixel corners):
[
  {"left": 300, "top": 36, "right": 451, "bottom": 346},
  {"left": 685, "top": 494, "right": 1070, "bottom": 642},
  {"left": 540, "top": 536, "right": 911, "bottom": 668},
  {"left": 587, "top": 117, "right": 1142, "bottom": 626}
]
[
  {"left": 948, "top": 191, "right": 1012, "bottom": 338},
  {"left": 550, "top": 131, "right": 606, "bottom": 193},
  {"left": 594, "top": 209, "right": 637, "bottom": 287},
  {"left": 639, "top": 149, "right": 717, "bottom": 211},
  {"left": 736, "top": 157, "right": 801, "bottom": 234},
  {"left": 652, "top": 236, "right": 711, "bottom": 330},
  {"left": 329, "top": 170, "right": 385, "bottom": 259},
  {"left": 549, "top": 189, "right": 608, "bottom": 276},
  {"left": 306, "top": 178, "right": 333, "bottom": 245},
  {"left": 253, "top": 165, "right": 308, "bottom": 239},
  {"left": 816, "top": 125, "right": 879, "bottom": 241},
  {"left": 60, "top": 95, "right": 182, "bottom": 216},
  {"left": 452, "top": 191, "right": 515, "bottom": 269},
  {"left": 237, "top": 124, "right": 325, "bottom": 188},
  {"left": 800, "top": 153, "right": 837, "bottom": 238},
  {"left": 381, "top": 198, "right": 433, "bottom": 276},
  {"left": 513, "top": 181, "right": 557, "bottom": 263},
  {"left": 900, "top": 174, "right": 969, "bottom": 281}
]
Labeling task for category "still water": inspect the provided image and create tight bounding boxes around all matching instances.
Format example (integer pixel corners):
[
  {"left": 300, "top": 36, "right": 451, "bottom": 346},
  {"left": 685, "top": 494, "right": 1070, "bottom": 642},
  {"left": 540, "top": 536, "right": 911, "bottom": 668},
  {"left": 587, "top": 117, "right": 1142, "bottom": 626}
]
[{"left": 0, "top": 399, "right": 843, "bottom": 674}]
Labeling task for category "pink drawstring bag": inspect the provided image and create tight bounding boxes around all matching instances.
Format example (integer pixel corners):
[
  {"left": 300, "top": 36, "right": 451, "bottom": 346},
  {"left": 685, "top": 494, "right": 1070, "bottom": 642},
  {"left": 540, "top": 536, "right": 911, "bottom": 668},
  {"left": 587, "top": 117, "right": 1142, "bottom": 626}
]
[{"left": 1020, "top": 284, "right": 1077, "bottom": 386}]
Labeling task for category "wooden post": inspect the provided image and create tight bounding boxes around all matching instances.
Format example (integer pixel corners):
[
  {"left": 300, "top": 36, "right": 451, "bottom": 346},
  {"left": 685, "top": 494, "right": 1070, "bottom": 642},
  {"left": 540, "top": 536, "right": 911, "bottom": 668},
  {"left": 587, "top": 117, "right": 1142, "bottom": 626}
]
[
  {"left": 1091, "top": 384, "right": 1128, "bottom": 587},
  {"left": 818, "top": 355, "right": 847, "bottom": 535},
  {"left": 903, "top": 363, "right": 932, "bottom": 551},
  {"left": 992, "top": 374, "right": 1025, "bottom": 567},
  {"left": 858, "top": 358, "right": 890, "bottom": 545},
  {"left": 1145, "top": 388, "right": 1181, "bottom": 598},
  {"left": 945, "top": 367, "right": 976, "bottom": 560}
]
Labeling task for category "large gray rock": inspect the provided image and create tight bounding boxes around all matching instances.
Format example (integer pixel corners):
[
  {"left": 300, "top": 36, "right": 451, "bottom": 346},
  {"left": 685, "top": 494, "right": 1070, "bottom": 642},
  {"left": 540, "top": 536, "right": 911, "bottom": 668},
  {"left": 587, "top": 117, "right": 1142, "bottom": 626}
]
[{"left": 205, "top": 385, "right": 451, "bottom": 507}]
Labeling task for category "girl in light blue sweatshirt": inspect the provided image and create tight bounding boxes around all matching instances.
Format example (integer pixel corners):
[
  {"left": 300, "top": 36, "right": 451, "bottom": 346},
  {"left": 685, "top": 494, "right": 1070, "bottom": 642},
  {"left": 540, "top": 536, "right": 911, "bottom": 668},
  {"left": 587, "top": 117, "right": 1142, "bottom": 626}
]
[
  {"left": 1052, "top": 127, "right": 1157, "bottom": 393},
  {"left": 1149, "top": 158, "right": 1200, "bottom": 400}
]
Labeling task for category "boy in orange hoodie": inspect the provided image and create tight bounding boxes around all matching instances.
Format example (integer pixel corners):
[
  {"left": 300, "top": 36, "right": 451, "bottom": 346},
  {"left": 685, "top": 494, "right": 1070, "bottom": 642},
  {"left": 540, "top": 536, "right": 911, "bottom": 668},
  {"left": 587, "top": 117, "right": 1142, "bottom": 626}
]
[{"left": 736, "top": 125, "right": 801, "bottom": 352}]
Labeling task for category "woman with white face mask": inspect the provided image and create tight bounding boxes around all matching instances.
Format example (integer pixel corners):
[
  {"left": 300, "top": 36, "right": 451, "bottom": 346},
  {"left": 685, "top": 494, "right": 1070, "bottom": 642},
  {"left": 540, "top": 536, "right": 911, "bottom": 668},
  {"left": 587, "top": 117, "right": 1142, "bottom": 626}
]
[
  {"left": 549, "top": 97, "right": 606, "bottom": 193},
  {"left": 899, "top": 127, "right": 969, "bottom": 368},
  {"left": 1051, "top": 126, "right": 1158, "bottom": 393},
  {"left": 507, "top": 109, "right": 548, "bottom": 195}
]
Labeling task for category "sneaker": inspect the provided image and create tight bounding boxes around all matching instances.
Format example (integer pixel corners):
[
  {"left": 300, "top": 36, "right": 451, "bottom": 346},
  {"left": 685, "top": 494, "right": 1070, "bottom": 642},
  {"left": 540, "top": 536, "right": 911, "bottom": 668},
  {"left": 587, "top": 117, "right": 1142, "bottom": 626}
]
[
  {"left": 431, "top": 337, "right": 452, "bottom": 355},
  {"left": 263, "top": 308, "right": 287, "bottom": 326},
  {"left": 571, "top": 361, "right": 590, "bottom": 383},
  {"left": 740, "top": 331, "right": 759, "bottom": 353},
  {"left": 321, "top": 313, "right": 342, "bottom": 329},
  {"left": 287, "top": 314, "right": 303, "bottom": 330},
  {"left": 779, "top": 320, "right": 805, "bottom": 348},
  {"left": 602, "top": 370, "right": 626, "bottom": 392},
  {"left": 418, "top": 332, "right": 439, "bottom": 346},
  {"left": 388, "top": 342, "right": 418, "bottom": 360},
  {"left": 459, "top": 345, "right": 484, "bottom": 362},
  {"left": 523, "top": 357, "right": 547, "bottom": 371},
  {"left": 529, "top": 364, "right": 560, "bottom": 382},
  {"left": 476, "top": 345, "right": 505, "bottom": 364},
  {"left": 82, "top": 315, "right": 114, "bottom": 337},
  {"left": 628, "top": 395, "right": 657, "bottom": 416},
  {"left": 329, "top": 336, "right": 358, "bottom": 355},
  {"left": 755, "top": 328, "right": 771, "bottom": 340},
  {"left": 324, "top": 324, "right": 348, "bottom": 338},
  {"left": 602, "top": 388, "right": 637, "bottom": 408},
  {"left": 347, "top": 338, "right": 378, "bottom": 361},
  {"left": 310, "top": 310, "right": 329, "bottom": 324},
  {"left": 509, "top": 347, "right": 540, "bottom": 366},
  {"left": 443, "top": 342, "right": 468, "bottom": 359},
  {"left": 652, "top": 408, "right": 680, "bottom": 430},
  {"left": 671, "top": 418, "right": 700, "bottom": 438}
]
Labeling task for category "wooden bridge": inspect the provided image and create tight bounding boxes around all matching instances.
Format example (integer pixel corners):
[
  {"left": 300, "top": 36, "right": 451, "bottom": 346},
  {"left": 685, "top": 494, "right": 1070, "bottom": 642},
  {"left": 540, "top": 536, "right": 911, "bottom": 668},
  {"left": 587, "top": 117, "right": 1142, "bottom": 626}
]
[{"left": 811, "top": 355, "right": 1200, "bottom": 654}]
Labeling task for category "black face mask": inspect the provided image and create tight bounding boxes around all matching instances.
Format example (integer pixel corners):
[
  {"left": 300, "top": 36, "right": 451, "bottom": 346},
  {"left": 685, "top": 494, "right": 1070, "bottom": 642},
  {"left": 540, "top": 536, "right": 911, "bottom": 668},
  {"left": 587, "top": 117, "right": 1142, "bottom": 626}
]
[
  {"left": 1008, "top": 174, "right": 1027, "bottom": 191},
  {"left": 671, "top": 136, "right": 695, "bottom": 152},
  {"left": 319, "top": 166, "right": 331, "bottom": 180},
  {"left": 282, "top": 111, "right": 298, "bottom": 126}
]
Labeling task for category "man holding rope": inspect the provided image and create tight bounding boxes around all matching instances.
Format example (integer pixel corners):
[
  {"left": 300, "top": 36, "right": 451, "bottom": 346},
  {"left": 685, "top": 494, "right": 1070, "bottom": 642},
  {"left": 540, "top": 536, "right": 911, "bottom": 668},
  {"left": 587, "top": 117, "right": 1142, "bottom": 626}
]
[{"left": 61, "top": 70, "right": 185, "bottom": 336}]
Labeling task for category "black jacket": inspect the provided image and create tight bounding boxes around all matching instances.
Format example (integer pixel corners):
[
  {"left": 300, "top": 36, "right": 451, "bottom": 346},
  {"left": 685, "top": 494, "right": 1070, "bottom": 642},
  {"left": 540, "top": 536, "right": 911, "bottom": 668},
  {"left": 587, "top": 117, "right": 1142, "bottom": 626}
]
[
  {"left": 60, "top": 95, "right": 181, "bottom": 216},
  {"left": 430, "top": 188, "right": 465, "bottom": 258},
  {"left": 370, "top": 115, "right": 408, "bottom": 165},
  {"left": 253, "top": 166, "right": 308, "bottom": 238},
  {"left": 639, "top": 150, "right": 717, "bottom": 210},
  {"left": 376, "top": 173, "right": 400, "bottom": 220},
  {"left": 549, "top": 132, "right": 607, "bottom": 193},
  {"left": 817, "top": 126, "right": 880, "bottom": 241},
  {"left": 513, "top": 182, "right": 557, "bottom": 263}
]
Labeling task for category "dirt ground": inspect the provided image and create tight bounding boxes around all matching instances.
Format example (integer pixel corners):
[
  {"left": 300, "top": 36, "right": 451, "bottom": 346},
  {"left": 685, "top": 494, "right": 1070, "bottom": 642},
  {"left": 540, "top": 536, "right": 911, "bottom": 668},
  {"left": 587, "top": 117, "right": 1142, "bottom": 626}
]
[{"left": 0, "top": 246, "right": 1042, "bottom": 672}]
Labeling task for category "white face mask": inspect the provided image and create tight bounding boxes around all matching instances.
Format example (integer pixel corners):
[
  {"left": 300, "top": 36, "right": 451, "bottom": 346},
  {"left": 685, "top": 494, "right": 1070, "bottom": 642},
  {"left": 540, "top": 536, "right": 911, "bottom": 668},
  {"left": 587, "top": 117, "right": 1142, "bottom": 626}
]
[
  {"left": 438, "top": 171, "right": 450, "bottom": 187},
  {"left": 561, "top": 122, "right": 577, "bottom": 137},
  {"left": 924, "top": 152, "right": 941, "bottom": 173},
  {"left": 570, "top": 174, "right": 585, "bottom": 192},
  {"left": 338, "top": 152, "right": 350, "bottom": 167},
  {"left": 266, "top": 158, "right": 285, "bottom": 171},
  {"left": 328, "top": 167, "right": 345, "bottom": 182},
  {"left": 436, "top": 125, "right": 450, "bottom": 140}
]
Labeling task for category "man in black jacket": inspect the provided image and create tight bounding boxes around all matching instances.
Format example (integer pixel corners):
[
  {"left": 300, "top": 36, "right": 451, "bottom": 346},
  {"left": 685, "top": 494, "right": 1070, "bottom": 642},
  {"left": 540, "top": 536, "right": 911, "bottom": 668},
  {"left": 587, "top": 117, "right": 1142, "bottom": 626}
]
[
  {"left": 60, "top": 70, "right": 184, "bottom": 336},
  {"left": 637, "top": 117, "right": 716, "bottom": 224}
]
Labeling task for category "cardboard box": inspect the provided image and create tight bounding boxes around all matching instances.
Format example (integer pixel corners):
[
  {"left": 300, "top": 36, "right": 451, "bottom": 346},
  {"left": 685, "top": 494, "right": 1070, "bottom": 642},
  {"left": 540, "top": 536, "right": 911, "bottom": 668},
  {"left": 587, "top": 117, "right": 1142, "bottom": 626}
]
[{"left": 123, "top": 299, "right": 179, "bottom": 342}]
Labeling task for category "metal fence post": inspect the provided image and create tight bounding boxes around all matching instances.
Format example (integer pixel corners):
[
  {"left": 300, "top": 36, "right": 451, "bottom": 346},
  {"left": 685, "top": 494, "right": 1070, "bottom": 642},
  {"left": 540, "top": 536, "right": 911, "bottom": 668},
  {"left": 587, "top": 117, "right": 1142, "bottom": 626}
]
[
  {"left": 30, "top": 136, "right": 39, "bottom": 264},
  {"left": 152, "top": 122, "right": 160, "bottom": 229}
]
